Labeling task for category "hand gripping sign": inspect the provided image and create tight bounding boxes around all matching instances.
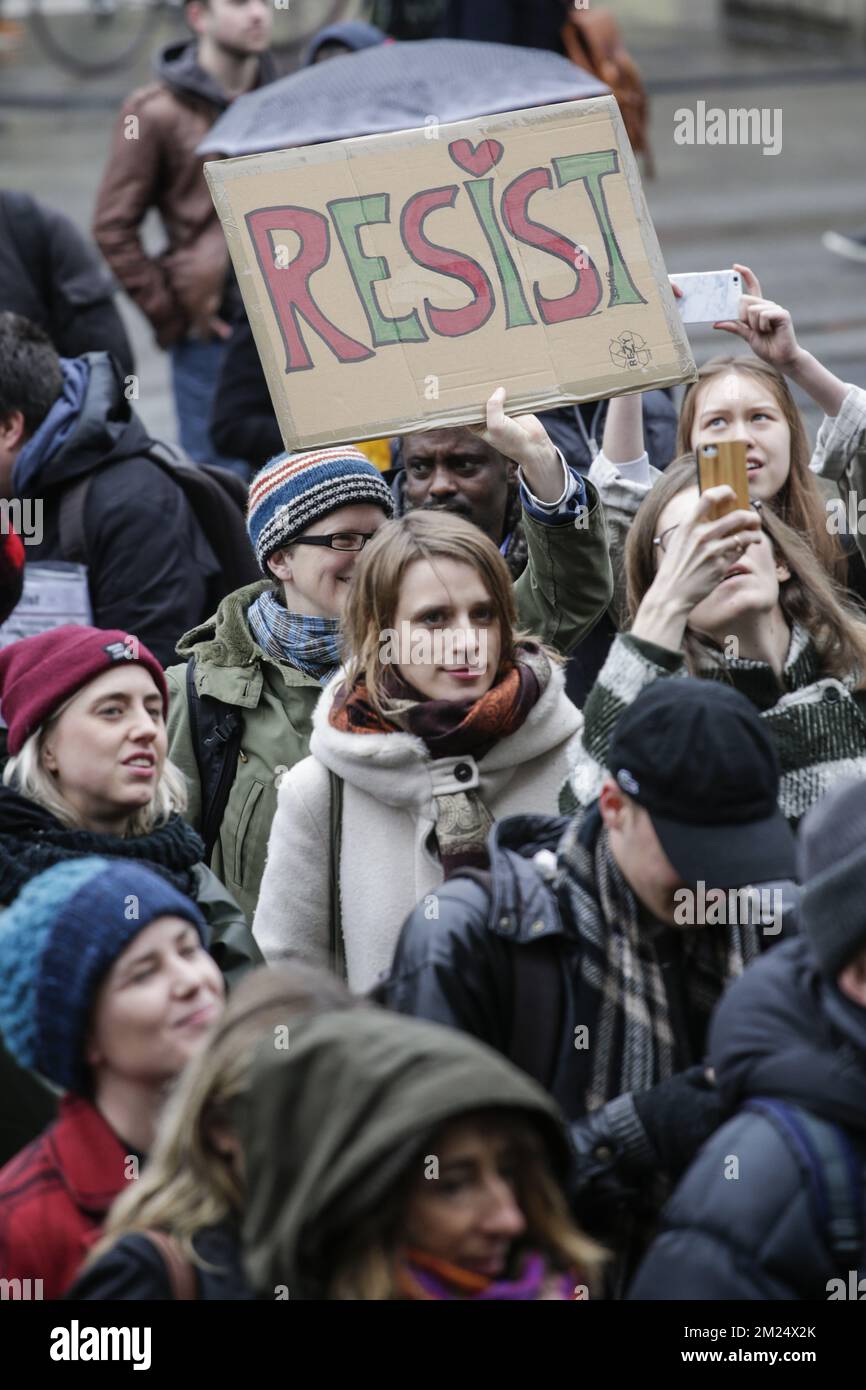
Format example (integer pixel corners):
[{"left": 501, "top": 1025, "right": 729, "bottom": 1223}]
[{"left": 205, "top": 96, "right": 695, "bottom": 451}]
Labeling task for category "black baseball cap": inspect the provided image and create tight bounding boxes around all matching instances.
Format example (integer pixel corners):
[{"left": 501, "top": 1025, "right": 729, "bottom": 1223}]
[{"left": 607, "top": 680, "right": 796, "bottom": 889}]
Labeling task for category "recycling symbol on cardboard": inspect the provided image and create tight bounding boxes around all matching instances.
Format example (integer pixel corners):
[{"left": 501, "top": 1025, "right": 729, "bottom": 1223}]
[{"left": 610, "top": 331, "right": 651, "bottom": 369}]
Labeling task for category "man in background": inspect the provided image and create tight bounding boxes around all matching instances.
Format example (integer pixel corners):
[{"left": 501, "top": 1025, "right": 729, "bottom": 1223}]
[{"left": 92, "top": 0, "right": 276, "bottom": 476}]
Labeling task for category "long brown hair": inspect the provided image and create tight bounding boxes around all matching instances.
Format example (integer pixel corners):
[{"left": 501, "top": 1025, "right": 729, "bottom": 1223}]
[
  {"left": 677, "top": 355, "right": 844, "bottom": 579},
  {"left": 626, "top": 455, "right": 866, "bottom": 688},
  {"left": 326, "top": 1110, "right": 606, "bottom": 1300},
  {"left": 340, "top": 510, "right": 555, "bottom": 721}
]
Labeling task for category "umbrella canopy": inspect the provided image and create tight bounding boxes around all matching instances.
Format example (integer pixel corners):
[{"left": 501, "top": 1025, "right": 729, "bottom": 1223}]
[{"left": 198, "top": 38, "right": 609, "bottom": 157}]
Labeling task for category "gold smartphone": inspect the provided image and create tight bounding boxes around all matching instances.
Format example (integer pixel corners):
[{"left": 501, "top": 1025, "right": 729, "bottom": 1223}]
[{"left": 697, "top": 441, "right": 750, "bottom": 520}]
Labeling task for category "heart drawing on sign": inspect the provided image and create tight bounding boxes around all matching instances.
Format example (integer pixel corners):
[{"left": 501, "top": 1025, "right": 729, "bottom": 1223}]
[{"left": 448, "top": 138, "right": 505, "bottom": 176}]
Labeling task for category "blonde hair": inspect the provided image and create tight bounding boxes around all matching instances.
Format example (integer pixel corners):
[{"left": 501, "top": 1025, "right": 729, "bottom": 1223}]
[
  {"left": 88, "top": 963, "right": 358, "bottom": 1269},
  {"left": 2, "top": 699, "right": 187, "bottom": 837},
  {"left": 340, "top": 510, "right": 558, "bottom": 722},
  {"left": 625, "top": 455, "right": 866, "bottom": 688},
  {"left": 677, "top": 355, "right": 845, "bottom": 580},
  {"left": 327, "top": 1111, "right": 607, "bottom": 1300}
]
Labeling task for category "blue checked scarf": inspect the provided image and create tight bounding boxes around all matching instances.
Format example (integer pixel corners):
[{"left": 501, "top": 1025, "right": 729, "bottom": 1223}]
[{"left": 247, "top": 588, "right": 342, "bottom": 683}]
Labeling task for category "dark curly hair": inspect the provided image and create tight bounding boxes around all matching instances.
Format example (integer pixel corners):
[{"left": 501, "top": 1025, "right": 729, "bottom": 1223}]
[{"left": 0, "top": 312, "right": 63, "bottom": 438}]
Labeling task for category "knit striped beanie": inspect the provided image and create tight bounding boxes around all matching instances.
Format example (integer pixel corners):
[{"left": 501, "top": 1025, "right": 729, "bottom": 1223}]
[
  {"left": 247, "top": 446, "right": 394, "bottom": 574},
  {"left": 0, "top": 857, "right": 209, "bottom": 1093}
]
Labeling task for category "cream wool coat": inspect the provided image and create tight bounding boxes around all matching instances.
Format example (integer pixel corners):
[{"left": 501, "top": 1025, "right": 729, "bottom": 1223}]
[{"left": 253, "top": 663, "right": 583, "bottom": 992}]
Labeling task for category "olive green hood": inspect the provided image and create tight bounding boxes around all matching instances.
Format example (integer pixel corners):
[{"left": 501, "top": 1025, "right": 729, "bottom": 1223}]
[
  {"left": 174, "top": 579, "right": 272, "bottom": 669},
  {"left": 239, "top": 1008, "right": 571, "bottom": 1298}
]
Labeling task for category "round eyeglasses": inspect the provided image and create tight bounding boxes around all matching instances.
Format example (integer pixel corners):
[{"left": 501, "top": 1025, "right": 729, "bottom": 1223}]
[{"left": 291, "top": 532, "right": 377, "bottom": 552}]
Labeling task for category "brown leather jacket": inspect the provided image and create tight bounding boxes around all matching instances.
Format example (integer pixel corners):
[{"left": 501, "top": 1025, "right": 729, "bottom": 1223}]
[{"left": 92, "top": 40, "right": 276, "bottom": 348}]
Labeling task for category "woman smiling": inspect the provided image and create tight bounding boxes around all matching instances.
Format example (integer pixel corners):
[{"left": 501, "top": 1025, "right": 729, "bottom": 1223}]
[
  {"left": 0, "top": 625, "right": 259, "bottom": 1166},
  {"left": 0, "top": 857, "right": 225, "bottom": 1298}
]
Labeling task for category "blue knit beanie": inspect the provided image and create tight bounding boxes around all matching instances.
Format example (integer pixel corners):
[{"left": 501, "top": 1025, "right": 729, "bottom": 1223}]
[
  {"left": 247, "top": 446, "right": 393, "bottom": 574},
  {"left": 0, "top": 857, "right": 210, "bottom": 1093}
]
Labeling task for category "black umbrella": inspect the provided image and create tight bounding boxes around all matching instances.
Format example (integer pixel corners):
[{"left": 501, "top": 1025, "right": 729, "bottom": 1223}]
[{"left": 198, "top": 38, "right": 608, "bottom": 157}]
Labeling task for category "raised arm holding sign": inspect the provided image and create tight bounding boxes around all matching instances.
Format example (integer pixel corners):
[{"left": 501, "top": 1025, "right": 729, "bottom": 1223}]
[{"left": 205, "top": 96, "right": 694, "bottom": 451}]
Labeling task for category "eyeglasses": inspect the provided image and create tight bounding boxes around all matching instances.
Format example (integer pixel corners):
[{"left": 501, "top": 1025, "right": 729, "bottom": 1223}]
[
  {"left": 652, "top": 498, "right": 763, "bottom": 554},
  {"left": 291, "top": 532, "right": 376, "bottom": 552}
]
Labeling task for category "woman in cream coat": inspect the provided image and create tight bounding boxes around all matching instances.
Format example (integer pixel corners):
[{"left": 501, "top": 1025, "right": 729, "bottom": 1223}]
[{"left": 253, "top": 510, "right": 583, "bottom": 993}]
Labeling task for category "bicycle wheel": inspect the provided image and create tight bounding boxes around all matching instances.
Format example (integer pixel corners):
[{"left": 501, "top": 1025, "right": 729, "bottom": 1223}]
[{"left": 28, "top": 0, "right": 161, "bottom": 77}]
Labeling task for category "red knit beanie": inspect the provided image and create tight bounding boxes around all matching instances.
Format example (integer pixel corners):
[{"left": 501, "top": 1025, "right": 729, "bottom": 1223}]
[{"left": 0, "top": 625, "right": 168, "bottom": 756}]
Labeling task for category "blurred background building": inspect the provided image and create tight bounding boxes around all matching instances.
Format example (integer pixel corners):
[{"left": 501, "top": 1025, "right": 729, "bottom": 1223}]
[{"left": 1, "top": 0, "right": 863, "bottom": 443}]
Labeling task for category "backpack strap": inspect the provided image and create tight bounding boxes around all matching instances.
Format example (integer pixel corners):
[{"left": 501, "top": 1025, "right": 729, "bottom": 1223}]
[
  {"left": 57, "top": 475, "right": 93, "bottom": 564},
  {"left": 186, "top": 658, "right": 243, "bottom": 863},
  {"left": 745, "top": 1098, "right": 863, "bottom": 1267},
  {"left": 139, "top": 1230, "right": 197, "bottom": 1301},
  {"left": 328, "top": 768, "right": 345, "bottom": 979}
]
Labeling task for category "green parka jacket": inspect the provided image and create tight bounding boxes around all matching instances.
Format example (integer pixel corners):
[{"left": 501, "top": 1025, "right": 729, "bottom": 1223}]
[
  {"left": 167, "top": 493, "right": 612, "bottom": 922},
  {"left": 166, "top": 581, "right": 322, "bottom": 926}
]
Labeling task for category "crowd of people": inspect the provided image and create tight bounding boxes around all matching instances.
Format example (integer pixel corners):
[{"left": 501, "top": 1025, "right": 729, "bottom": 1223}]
[{"left": 1, "top": 3, "right": 866, "bottom": 1303}]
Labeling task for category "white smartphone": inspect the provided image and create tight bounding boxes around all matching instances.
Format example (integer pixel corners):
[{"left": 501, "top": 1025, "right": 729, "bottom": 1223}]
[{"left": 671, "top": 269, "right": 742, "bottom": 324}]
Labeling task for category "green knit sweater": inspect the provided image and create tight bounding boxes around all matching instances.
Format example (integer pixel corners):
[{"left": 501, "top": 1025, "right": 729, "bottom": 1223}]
[{"left": 561, "top": 624, "right": 866, "bottom": 827}]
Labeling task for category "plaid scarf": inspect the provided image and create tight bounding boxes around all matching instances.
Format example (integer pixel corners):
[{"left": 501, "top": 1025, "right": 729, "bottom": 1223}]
[
  {"left": 555, "top": 808, "right": 762, "bottom": 1113},
  {"left": 247, "top": 588, "right": 342, "bottom": 683},
  {"left": 330, "top": 644, "right": 550, "bottom": 874}
]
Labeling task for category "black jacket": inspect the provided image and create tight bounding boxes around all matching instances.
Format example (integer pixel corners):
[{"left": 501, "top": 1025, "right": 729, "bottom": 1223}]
[
  {"left": 630, "top": 936, "right": 866, "bottom": 1300},
  {"left": 21, "top": 352, "right": 219, "bottom": 667},
  {"left": 0, "top": 192, "right": 134, "bottom": 375},
  {"left": 380, "top": 811, "right": 798, "bottom": 1248},
  {"left": 536, "top": 396, "right": 677, "bottom": 480},
  {"left": 210, "top": 313, "right": 280, "bottom": 472},
  {"left": 537, "top": 396, "right": 677, "bottom": 706},
  {"left": 378, "top": 0, "right": 565, "bottom": 50},
  {"left": 68, "top": 1220, "right": 254, "bottom": 1300}
]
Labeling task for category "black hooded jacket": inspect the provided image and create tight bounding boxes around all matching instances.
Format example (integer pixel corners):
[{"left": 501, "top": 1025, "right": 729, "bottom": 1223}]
[
  {"left": 20, "top": 353, "right": 219, "bottom": 666},
  {"left": 629, "top": 936, "right": 866, "bottom": 1300},
  {"left": 0, "top": 192, "right": 134, "bottom": 375}
]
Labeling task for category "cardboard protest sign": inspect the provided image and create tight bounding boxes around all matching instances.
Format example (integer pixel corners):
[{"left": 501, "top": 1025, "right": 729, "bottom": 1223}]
[{"left": 205, "top": 96, "right": 695, "bottom": 450}]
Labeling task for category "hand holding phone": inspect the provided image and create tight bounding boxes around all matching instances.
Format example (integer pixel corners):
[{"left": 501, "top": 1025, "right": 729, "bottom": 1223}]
[
  {"left": 697, "top": 441, "right": 750, "bottom": 519},
  {"left": 671, "top": 270, "right": 742, "bottom": 324}
]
